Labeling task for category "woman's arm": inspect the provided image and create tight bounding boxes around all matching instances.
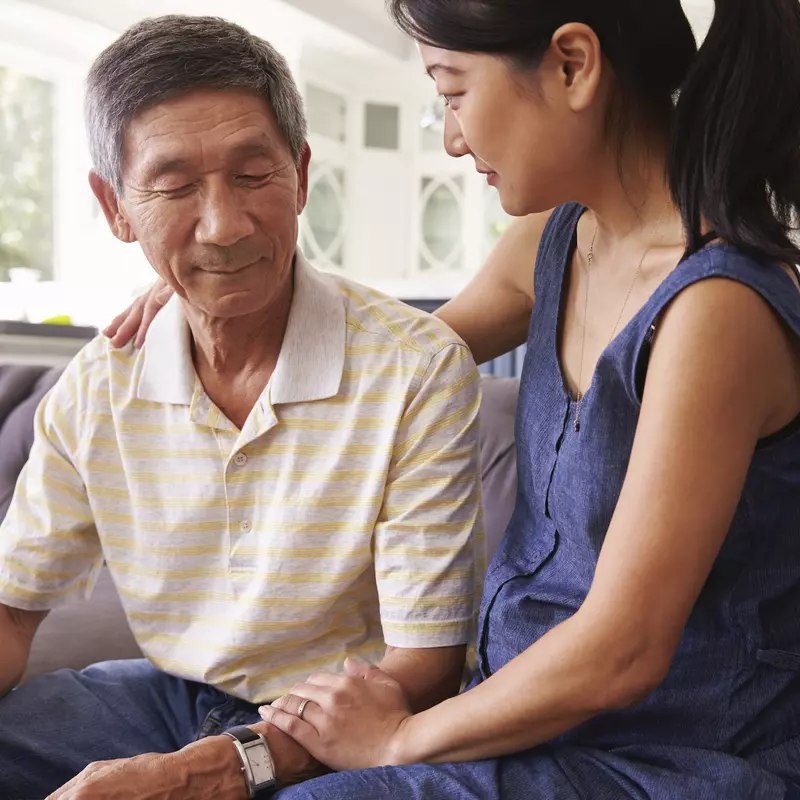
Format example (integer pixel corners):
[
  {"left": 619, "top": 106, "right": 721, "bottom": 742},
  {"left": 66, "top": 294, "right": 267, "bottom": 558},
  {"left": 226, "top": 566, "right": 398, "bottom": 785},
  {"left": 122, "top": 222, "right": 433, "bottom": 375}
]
[
  {"left": 261, "top": 277, "right": 800, "bottom": 770},
  {"left": 434, "top": 212, "right": 548, "bottom": 364},
  {"left": 399, "top": 278, "right": 799, "bottom": 764}
]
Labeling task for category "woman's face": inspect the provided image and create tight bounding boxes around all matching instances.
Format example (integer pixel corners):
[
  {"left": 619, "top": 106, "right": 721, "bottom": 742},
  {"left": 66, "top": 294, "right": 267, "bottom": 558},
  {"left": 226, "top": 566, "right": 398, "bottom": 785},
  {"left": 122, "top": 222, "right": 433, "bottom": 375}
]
[{"left": 419, "top": 38, "right": 603, "bottom": 217}]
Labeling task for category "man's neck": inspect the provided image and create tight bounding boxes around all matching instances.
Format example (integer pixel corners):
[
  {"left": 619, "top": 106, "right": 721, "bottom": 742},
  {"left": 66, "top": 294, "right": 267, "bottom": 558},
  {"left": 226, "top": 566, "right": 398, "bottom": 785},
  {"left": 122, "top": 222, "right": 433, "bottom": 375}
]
[{"left": 182, "top": 279, "right": 294, "bottom": 428}]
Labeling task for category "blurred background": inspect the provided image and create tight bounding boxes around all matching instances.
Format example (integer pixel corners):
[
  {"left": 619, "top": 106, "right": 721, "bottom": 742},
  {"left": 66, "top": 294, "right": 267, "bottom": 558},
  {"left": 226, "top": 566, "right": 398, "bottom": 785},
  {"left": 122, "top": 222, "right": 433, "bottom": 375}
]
[{"left": 0, "top": 0, "right": 714, "bottom": 330}]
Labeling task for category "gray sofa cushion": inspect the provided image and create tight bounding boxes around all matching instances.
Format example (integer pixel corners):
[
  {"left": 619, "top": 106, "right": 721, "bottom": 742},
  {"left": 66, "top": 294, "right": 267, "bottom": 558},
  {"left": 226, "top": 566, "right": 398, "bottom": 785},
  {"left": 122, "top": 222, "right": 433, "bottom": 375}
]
[
  {"left": 0, "top": 367, "right": 62, "bottom": 520},
  {"left": 477, "top": 378, "right": 518, "bottom": 561}
]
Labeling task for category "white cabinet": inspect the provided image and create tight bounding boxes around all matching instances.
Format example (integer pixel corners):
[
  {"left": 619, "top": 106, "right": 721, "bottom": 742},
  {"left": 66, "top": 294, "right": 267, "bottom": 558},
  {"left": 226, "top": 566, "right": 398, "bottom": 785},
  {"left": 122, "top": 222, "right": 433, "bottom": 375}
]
[{"left": 297, "top": 49, "right": 512, "bottom": 297}]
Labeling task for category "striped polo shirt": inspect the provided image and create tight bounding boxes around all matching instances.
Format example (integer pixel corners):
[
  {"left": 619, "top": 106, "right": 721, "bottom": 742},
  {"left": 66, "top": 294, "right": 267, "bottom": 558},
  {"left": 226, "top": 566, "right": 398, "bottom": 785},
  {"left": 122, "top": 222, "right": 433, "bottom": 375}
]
[{"left": 0, "top": 252, "right": 483, "bottom": 702}]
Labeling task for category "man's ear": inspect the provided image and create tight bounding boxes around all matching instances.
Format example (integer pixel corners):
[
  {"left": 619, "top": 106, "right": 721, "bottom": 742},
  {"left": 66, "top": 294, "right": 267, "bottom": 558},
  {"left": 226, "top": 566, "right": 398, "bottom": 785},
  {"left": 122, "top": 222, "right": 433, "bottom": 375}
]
[
  {"left": 89, "top": 171, "right": 137, "bottom": 244},
  {"left": 295, "top": 142, "right": 312, "bottom": 215}
]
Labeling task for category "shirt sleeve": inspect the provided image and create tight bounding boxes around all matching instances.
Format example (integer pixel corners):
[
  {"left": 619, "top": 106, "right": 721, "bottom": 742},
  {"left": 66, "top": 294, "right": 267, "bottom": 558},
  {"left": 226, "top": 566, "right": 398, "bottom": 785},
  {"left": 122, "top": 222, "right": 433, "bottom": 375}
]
[
  {"left": 0, "top": 366, "right": 102, "bottom": 611},
  {"left": 374, "top": 342, "right": 484, "bottom": 648}
]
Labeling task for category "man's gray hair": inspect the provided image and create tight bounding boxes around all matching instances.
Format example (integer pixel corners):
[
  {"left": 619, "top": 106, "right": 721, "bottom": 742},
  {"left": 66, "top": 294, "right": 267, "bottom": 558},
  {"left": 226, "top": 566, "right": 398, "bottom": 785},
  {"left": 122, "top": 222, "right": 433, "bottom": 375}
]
[{"left": 85, "top": 15, "right": 308, "bottom": 194}]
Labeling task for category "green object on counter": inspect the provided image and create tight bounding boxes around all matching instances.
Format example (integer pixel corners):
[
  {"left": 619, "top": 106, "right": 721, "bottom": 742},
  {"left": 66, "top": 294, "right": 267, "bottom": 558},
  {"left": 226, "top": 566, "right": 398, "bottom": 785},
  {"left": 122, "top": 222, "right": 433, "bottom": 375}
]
[{"left": 42, "top": 315, "right": 73, "bottom": 325}]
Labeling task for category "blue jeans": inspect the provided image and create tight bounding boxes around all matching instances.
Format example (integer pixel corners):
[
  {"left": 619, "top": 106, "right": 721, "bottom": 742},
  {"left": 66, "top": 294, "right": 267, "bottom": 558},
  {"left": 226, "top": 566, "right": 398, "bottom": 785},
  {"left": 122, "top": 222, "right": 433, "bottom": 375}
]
[
  {"left": 2, "top": 659, "right": 795, "bottom": 800},
  {"left": 0, "top": 659, "right": 263, "bottom": 799}
]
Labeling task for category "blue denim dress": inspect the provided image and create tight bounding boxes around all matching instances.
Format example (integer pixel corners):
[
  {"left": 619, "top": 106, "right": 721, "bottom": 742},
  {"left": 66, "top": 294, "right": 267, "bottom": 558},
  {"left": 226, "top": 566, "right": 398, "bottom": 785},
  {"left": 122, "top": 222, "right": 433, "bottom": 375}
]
[{"left": 279, "top": 204, "right": 800, "bottom": 799}]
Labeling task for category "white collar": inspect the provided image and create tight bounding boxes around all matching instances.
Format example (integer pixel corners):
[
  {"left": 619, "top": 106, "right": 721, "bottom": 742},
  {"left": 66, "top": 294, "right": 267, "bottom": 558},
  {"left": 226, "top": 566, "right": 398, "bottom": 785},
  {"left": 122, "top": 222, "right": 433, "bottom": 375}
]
[{"left": 137, "top": 250, "right": 346, "bottom": 406}]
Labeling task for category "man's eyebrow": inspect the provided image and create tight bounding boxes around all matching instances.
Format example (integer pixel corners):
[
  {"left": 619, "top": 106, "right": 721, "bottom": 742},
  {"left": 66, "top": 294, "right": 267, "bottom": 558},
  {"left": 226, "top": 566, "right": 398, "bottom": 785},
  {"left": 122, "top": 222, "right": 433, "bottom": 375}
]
[{"left": 425, "top": 64, "right": 465, "bottom": 79}]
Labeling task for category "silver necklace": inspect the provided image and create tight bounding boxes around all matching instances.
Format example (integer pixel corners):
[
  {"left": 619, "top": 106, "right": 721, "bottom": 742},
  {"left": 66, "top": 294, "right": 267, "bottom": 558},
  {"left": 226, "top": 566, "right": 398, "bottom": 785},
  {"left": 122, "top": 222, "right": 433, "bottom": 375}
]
[{"left": 574, "top": 204, "right": 669, "bottom": 433}]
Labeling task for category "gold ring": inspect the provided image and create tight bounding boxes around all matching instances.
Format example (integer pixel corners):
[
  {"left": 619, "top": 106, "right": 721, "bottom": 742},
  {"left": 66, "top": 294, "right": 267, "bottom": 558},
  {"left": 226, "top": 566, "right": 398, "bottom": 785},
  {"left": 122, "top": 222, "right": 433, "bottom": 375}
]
[{"left": 297, "top": 698, "right": 309, "bottom": 720}]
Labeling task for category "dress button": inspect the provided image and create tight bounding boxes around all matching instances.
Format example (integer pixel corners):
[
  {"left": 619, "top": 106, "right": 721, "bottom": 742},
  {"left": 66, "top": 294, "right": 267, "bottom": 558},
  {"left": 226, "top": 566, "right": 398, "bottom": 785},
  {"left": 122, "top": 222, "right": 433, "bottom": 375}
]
[
  {"left": 234, "top": 452, "right": 248, "bottom": 466},
  {"left": 239, "top": 520, "right": 252, "bottom": 533}
]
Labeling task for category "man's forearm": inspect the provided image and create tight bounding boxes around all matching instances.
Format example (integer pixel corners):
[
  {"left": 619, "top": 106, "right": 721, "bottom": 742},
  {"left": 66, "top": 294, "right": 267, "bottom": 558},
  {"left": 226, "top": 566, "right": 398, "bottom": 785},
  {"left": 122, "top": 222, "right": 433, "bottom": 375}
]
[
  {"left": 379, "top": 645, "right": 466, "bottom": 713},
  {"left": 0, "top": 604, "right": 46, "bottom": 696},
  {"left": 171, "top": 721, "right": 325, "bottom": 798}
]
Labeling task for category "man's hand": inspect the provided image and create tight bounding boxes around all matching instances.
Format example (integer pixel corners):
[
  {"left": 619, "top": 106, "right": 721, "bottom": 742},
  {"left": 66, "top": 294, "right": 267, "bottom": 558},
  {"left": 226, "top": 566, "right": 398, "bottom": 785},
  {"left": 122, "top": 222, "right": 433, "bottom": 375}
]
[
  {"left": 45, "top": 753, "right": 207, "bottom": 800},
  {"left": 46, "top": 723, "right": 324, "bottom": 799},
  {"left": 0, "top": 604, "right": 47, "bottom": 696}
]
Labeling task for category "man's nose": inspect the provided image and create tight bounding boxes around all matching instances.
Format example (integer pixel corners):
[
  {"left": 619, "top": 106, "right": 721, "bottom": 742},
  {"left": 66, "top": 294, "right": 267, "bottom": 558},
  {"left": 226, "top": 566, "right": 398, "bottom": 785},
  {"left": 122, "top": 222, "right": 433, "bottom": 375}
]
[{"left": 195, "top": 181, "right": 256, "bottom": 247}]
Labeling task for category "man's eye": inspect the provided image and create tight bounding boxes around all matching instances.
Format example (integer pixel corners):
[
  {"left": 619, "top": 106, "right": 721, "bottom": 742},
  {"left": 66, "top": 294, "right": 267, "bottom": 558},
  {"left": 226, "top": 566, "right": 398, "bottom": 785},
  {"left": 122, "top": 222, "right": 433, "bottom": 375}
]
[
  {"left": 238, "top": 174, "right": 269, "bottom": 184},
  {"left": 158, "top": 184, "right": 195, "bottom": 198}
]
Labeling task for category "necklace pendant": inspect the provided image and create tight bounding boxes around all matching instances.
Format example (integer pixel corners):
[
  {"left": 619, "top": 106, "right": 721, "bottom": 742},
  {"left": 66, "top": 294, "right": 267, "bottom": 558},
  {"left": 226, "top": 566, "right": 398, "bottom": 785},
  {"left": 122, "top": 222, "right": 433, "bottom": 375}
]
[{"left": 574, "top": 417, "right": 581, "bottom": 433}]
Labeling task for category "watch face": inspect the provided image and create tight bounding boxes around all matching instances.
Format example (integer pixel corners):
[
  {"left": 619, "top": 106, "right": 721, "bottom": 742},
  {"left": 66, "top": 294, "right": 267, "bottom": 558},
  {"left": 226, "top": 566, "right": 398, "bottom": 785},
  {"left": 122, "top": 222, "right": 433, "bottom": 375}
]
[{"left": 247, "top": 742, "right": 275, "bottom": 787}]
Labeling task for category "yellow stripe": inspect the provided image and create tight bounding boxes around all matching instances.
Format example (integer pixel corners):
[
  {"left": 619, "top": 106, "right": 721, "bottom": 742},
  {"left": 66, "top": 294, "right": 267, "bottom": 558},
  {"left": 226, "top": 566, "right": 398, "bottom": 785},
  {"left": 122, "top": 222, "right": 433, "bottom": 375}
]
[
  {"left": 103, "top": 538, "right": 371, "bottom": 559},
  {"left": 389, "top": 444, "right": 475, "bottom": 475},
  {"left": 126, "top": 597, "right": 373, "bottom": 635},
  {"left": 375, "top": 568, "right": 473, "bottom": 582},
  {"left": 14, "top": 503, "right": 95, "bottom": 538},
  {"left": 0, "top": 575, "right": 93, "bottom": 603},
  {"left": 382, "top": 490, "right": 481, "bottom": 518},
  {"left": 96, "top": 513, "right": 374, "bottom": 534},
  {"left": 1, "top": 555, "right": 87, "bottom": 583},
  {"left": 279, "top": 416, "right": 392, "bottom": 432},
  {"left": 402, "top": 361, "right": 478, "bottom": 427},
  {"left": 112, "top": 561, "right": 369, "bottom": 583},
  {"left": 394, "top": 394, "right": 480, "bottom": 461},
  {"left": 49, "top": 406, "right": 79, "bottom": 453},
  {"left": 340, "top": 365, "right": 420, "bottom": 381},
  {"left": 380, "top": 594, "right": 470, "bottom": 609},
  {"left": 136, "top": 626, "right": 370, "bottom": 658},
  {"left": 42, "top": 474, "right": 88, "bottom": 505},
  {"left": 377, "top": 544, "right": 467, "bottom": 558},
  {"left": 117, "top": 582, "right": 371, "bottom": 608},
  {"left": 345, "top": 315, "right": 369, "bottom": 333},
  {"left": 345, "top": 342, "right": 403, "bottom": 357},
  {"left": 93, "top": 440, "right": 392, "bottom": 459},
  {"left": 88, "top": 486, "right": 382, "bottom": 510},
  {"left": 109, "top": 347, "right": 138, "bottom": 369},
  {"left": 380, "top": 618, "right": 471, "bottom": 635},
  {"left": 388, "top": 473, "right": 476, "bottom": 492},
  {"left": 83, "top": 464, "right": 381, "bottom": 483},
  {"left": 322, "top": 390, "right": 400, "bottom": 406},
  {"left": 244, "top": 639, "right": 383, "bottom": 687},
  {"left": 341, "top": 286, "right": 424, "bottom": 354}
]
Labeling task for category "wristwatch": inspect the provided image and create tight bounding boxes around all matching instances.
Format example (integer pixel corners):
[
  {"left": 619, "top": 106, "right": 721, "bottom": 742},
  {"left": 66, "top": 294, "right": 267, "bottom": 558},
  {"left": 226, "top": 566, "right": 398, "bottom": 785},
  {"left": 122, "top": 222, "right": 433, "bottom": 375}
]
[{"left": 224, "top": 725, "right": 278, "bottom": 798}]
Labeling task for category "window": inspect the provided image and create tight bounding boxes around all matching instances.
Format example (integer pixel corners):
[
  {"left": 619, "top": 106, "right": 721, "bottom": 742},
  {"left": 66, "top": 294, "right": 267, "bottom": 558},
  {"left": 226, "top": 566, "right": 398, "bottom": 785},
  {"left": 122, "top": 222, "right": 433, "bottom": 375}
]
[
  {"left": 364, "top": 103, "right": 399, "bottom": 150},
  {"left": 306, "top": 84, "right": 347, "bottom": 143},
  {"left": 301, "top": 164, "right": 346, "bottom": 270},
  {"left": 0, "top": 66, "right": 54, "bottom": 281},
  {"left": 419, "top": 176, "right": 464, "bottom": 272}
]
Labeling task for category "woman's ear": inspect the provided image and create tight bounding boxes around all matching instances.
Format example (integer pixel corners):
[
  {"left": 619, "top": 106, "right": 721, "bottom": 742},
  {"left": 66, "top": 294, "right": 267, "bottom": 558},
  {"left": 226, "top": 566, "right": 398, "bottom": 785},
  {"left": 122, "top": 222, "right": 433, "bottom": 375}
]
[
  {"left": 550, "top": 23, "right": 604, "bottom": 113},
  {"left": 89, "top": 171, "right": 137, "bottom": 244}
]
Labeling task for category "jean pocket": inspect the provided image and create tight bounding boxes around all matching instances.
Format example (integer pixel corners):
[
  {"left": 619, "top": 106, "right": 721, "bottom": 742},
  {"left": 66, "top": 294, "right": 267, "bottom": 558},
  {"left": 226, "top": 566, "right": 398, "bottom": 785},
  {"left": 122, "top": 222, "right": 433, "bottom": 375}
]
[{"left": 756, "top": 649, "right": 800, "bottom": 671}]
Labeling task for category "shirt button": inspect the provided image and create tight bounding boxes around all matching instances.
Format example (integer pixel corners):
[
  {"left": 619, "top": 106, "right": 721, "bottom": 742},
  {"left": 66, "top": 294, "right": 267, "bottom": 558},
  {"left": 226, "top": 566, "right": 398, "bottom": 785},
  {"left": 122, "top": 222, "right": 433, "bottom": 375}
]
[
  {"left": 234, "top": 453, "right": 248, "bottom": 466},
  {"left": 239, "top": 520, "right": 252, "bottom": 533}
]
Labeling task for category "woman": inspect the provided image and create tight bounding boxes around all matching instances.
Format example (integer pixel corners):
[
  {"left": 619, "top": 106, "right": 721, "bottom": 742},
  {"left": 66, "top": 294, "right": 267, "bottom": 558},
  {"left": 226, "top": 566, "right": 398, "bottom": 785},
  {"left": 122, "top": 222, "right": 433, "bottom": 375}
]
[{"left": 107, "top": 1, "right": 800, "bottom": 797}]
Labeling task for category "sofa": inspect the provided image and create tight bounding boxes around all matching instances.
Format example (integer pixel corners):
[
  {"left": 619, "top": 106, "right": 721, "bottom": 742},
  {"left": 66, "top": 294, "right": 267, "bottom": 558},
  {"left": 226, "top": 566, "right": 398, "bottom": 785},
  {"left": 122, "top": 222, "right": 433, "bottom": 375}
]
[{"left": 0, "top": 363, "right": 519, "bottom": 680}]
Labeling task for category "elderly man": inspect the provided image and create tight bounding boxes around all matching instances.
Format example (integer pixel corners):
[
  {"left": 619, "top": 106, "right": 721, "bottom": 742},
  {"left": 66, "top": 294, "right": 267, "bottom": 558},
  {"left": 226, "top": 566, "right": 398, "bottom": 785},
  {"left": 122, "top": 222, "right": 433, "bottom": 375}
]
[{"left": 0, "top": 15, "right": 482, "bottom": 800}]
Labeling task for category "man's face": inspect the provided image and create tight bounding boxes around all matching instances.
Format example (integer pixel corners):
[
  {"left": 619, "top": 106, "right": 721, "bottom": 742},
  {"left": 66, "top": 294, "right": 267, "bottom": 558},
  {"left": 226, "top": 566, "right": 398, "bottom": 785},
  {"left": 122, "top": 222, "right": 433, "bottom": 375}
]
[{"left": 93, "top": 88, "right": 310, "bottom": 319}]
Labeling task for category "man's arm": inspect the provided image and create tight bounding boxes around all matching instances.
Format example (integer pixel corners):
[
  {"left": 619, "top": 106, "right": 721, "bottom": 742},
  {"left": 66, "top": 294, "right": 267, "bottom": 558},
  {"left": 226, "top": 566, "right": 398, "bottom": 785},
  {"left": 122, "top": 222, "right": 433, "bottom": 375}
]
[
  {"left": 378, "top": 645, "right": 465, "bottom": 713},
  {"left": 0, "top": 604, "right": 47, "bottom": 695},
  {"left": 371, "top": 340, "right": 482, "bottom": 704}
]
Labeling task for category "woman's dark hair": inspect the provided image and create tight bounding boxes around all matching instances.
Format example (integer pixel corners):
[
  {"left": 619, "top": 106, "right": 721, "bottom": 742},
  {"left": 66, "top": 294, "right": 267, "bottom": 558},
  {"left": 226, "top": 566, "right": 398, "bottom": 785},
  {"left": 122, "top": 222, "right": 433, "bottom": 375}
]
[{"left": 387, "top": 0, "right": 800, "bottom": 264}]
